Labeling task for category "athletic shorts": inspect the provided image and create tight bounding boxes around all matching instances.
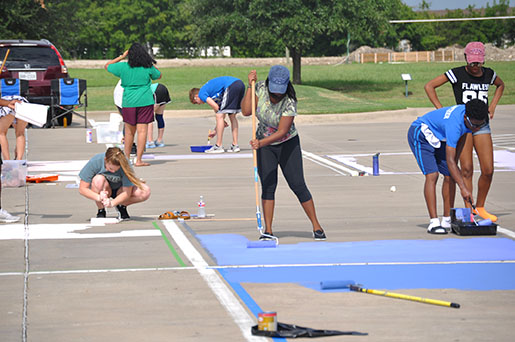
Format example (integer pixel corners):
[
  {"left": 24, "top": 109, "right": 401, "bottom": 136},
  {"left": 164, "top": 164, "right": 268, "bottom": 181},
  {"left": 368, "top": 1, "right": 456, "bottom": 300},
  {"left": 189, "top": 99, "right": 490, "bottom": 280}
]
[
  {"left": 408, "top": 124, "right": 449, "bottom": 176},
  {"left": 472, "top": 122, "right": 491, "bottom": 136},
  {"left": 218, "top": 80, "right": 245, "bottom": 114},
  {"left": 122, "top": 105, "right": 154, "bottom": 125},
  {"left": 154, "top": 84, "right": 171, "bottom": 105}
]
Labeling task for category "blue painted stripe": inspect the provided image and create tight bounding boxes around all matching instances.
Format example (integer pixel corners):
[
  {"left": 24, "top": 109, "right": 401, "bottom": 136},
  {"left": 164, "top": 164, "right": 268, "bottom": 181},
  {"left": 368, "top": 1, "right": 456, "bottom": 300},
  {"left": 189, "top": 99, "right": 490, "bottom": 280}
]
[
  {"left": 197, "top": 235, "right": 515, "bottom": 266},
  {"left": 219, "top": 269, "right": 286, "bottom": 341},
  {"left": 221, "top": 263, "right": 515, "bottom": 291}
]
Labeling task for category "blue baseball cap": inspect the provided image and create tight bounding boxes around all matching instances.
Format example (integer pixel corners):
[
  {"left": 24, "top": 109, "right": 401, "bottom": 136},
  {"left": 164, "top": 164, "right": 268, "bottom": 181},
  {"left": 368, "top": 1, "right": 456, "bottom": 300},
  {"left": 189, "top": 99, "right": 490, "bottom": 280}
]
[{"left": 268, "top": 65, "right": 290, "bottom": 94}]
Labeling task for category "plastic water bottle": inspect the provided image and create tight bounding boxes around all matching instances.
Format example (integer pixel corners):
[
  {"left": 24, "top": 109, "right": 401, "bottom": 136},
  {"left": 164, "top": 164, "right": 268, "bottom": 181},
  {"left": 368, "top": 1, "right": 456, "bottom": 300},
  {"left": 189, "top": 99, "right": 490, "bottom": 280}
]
[
  {"left": 197, "top": 196, "right": 206, "bottom": 218},
  {"left": 86, "top": 129, "right": 92, "bottom": 143},
  {"left": 372, "top": 153, "right": 380, "bottom": 176}
]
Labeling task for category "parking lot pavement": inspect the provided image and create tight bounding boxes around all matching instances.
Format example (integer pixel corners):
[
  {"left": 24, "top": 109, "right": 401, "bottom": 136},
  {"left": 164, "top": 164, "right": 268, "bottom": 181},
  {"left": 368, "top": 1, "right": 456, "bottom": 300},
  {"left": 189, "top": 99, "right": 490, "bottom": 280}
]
[{"left": 1, "top": 106, "right": 514, "bottom": 341}]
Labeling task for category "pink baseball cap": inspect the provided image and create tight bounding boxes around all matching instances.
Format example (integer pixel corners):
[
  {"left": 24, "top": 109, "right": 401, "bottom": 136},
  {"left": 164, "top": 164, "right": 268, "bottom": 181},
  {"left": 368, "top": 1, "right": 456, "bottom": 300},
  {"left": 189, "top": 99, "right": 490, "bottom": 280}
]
[{"left": 464, "top": 42, "right": 485, "bottom": 63}]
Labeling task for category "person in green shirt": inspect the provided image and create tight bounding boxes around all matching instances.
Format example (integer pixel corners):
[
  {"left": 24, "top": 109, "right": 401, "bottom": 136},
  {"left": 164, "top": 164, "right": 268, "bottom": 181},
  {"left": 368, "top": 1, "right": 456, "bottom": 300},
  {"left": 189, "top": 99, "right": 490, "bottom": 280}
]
[{"left": 105, "top": 43, "right": 161, "bottom": 166}]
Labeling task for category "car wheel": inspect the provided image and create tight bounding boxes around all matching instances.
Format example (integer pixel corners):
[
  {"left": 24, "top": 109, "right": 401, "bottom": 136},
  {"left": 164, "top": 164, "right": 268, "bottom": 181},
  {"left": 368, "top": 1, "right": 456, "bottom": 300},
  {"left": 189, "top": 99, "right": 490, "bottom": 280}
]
[{"left": 57, "top": 112, "right": 73, "bottom": 126}]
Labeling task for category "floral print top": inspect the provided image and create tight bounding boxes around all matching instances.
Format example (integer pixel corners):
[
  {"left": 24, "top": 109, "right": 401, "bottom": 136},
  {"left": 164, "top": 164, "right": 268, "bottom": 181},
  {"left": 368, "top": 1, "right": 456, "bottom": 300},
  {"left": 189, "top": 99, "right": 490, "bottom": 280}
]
[{"left": 255, "top": 81, "right": 298, "bottom": 145}]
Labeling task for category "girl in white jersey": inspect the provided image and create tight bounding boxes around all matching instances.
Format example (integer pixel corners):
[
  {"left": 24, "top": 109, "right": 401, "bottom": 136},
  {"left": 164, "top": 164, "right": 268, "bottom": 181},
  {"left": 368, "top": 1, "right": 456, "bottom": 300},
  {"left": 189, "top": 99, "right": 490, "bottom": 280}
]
[{"left": 424, "top": 42, "right": 505, "bottom": 222}]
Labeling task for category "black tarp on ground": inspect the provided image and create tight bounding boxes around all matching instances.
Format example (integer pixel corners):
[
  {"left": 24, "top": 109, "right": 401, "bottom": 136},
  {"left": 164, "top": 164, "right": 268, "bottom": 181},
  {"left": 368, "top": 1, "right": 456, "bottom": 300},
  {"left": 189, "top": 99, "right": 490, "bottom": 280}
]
[{"left": 251, "top": 322, "right": 367, "bottom": 338}]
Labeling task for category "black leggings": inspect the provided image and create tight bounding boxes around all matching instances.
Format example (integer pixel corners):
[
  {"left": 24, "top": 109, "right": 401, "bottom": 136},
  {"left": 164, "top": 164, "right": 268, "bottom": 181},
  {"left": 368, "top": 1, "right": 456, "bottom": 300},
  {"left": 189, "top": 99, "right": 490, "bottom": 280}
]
[{"left": 257, "top": 135, "right": 312, "bottom": 202}]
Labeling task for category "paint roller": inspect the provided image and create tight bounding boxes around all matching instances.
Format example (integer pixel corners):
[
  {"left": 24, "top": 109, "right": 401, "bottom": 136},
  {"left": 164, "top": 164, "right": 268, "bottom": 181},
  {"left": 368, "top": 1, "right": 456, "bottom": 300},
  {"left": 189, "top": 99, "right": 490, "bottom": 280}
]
[
  {"left": 246, "top": 240, "right": 277, "bottom": 248},
  {"left": 320, "top": 280, "right": 355, "bottom": 290},
  {"left": 319, "top": 280, "right": 460, "bottom": 308},
  {"left": 244, "top": 79, "right": 280, "bottom": 249}
]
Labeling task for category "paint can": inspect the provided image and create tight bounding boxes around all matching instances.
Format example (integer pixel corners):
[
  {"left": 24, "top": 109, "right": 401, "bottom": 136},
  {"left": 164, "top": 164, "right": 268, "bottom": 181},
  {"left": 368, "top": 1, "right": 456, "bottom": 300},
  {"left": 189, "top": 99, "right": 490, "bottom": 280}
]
[
  {"left": 258, "top": 312, "right": 277, "bottom": 331},
  {"left": 86, "top": 129, "right": 92, "bottom": 143}
]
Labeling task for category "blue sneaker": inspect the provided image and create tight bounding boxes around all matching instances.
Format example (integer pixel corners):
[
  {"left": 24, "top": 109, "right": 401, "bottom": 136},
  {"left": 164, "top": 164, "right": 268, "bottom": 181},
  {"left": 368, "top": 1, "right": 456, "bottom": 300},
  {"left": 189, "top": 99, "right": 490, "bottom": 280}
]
[
  {"left": 146, "top": 141, "right": 156, "bottom": 149},
  {"left": 154, "top": 140, "right": 165, "bottom": 147}
]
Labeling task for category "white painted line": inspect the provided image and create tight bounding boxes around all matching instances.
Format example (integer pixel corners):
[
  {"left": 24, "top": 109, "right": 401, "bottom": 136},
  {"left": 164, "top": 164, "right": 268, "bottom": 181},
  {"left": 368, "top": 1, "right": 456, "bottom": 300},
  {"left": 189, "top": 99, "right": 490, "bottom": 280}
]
[
  {"left": 0, "top": 266, "right": 196, "bottom": 277},
  {"left": 332, "top": 152, "right": 412, "bottom": 157},
  {"left": 163, "top": 220, "right": 265, "bottom": 342},
  {"left": 28, "top": 160, "right": 88, "bottom": 172},
  {"left": 301, "top": 154, "right": 350, "bottom": 176},
  {"left": 208, "top": 259, "right": 515, "bottom": 269},
  {"left": 0, "top": 223, "right": 161, "bottom": 240},
  {"left": 2, "top": 259, "right": 513, "bottom": 278},
  {"left": 152, "top": 153, "right": 252, "bottom": 160},
  {"left": 302, "top": 150, "right": 359, "bottom": 176},
  {"left": 498, "top": 227, "right": 515, "bottom": 239}
]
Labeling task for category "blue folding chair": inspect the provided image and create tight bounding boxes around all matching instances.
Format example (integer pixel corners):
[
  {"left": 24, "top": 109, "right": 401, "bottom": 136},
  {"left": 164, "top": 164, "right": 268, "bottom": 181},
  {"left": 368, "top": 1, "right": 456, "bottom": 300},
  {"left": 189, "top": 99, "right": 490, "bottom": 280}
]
[
  {"left": 50, "top": 78, "right": 87, "bottom": 128},
  {"left": 0, "top": 78, "right": 28, "bottom": 97}
]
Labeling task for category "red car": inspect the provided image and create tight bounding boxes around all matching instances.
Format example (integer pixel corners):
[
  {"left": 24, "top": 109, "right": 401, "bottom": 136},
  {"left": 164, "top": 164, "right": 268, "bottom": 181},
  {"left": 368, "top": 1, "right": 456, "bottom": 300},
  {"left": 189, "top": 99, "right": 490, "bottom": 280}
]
[{"left": 0, "top": 39, "right": 72, "bottom": 125}]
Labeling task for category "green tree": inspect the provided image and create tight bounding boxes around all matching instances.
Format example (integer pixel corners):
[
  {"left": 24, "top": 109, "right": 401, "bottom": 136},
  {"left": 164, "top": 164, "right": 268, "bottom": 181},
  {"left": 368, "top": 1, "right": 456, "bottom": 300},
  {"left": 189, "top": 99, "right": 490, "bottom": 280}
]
[
  {"left": 190, "top": 0, "right": 402, "bottom": 84},
  {"left": 0, "top": 0, "right": 49, "bottom": 39}
]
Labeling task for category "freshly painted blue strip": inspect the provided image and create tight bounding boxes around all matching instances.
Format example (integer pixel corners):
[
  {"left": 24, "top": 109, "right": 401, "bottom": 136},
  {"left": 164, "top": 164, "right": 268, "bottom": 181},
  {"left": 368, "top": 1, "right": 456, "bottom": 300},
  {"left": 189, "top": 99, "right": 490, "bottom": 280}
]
[
  {"left": 220, "top": 263, "right": 515, "bottom": 291},
  {"left": 197, "top": 235, "right": 515, "bottom": 266}
]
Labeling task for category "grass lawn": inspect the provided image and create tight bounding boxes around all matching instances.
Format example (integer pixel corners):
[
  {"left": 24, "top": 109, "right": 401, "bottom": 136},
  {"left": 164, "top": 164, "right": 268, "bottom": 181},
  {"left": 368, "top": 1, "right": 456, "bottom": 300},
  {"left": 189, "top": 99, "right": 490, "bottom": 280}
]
[{"left": 69, "top": 61, "right": 514, "bottom": 114}]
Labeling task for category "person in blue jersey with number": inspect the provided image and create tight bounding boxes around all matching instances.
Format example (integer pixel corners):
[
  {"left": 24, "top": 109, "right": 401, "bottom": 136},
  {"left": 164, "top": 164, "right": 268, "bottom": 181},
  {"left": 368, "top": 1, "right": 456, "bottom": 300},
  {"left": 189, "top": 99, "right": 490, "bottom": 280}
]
[
  {"left": 407, "top": 99, "right": 488, "bottom": 234},
  {"left": 189, "top": 76, "right": 245, "bottom": 153},
  {"left": 424, "top": 42, "right": 505, "bottom": 222}
]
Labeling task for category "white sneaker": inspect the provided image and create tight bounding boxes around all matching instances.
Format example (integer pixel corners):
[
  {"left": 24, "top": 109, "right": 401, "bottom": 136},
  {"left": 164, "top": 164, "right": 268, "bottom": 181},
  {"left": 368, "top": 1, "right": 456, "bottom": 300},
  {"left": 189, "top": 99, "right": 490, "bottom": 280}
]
[
  {"left": 205, "top": 145, "right": 224, "bottom": 153},
  {"left": 0, "top": 208, "right": 20, "bottom": 223},
  {"left": 441, "top": 216, "right": 452, "bottom": 229},
  {"left": 227, "top": 144, "right": 240, "bottom": 153}
]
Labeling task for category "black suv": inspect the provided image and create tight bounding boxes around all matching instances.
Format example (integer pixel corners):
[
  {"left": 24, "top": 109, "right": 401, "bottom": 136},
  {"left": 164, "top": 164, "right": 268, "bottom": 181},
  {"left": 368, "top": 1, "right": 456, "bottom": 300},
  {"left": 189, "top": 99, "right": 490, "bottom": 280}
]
[{"left": 0, "top": 39, "right": 71, "bottom": 125}]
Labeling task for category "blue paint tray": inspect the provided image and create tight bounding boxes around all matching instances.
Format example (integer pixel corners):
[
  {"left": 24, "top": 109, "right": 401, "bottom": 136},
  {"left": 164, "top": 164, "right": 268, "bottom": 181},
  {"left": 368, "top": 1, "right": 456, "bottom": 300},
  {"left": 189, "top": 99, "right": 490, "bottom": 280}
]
[{"left": 190, "top": 145, "right": 212, "bottom": 152}]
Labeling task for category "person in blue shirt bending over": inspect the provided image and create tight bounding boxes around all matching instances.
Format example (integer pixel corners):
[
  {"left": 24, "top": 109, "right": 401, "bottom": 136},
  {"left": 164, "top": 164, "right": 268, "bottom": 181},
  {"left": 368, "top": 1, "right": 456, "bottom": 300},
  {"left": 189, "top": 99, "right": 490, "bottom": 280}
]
[
  {"left": 189, "top": 76, "right": 245, "bottom": 153},
  {"left": 407, "top": 99, "right": 488, "bottom": 234}
]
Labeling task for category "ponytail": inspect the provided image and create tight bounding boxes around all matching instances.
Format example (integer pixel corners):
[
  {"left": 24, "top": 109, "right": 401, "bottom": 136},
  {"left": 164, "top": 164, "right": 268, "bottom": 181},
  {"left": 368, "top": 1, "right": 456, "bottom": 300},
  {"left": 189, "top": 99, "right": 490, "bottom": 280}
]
[{"left": 105, "top": 147, "right": 144, "bottom": 189}]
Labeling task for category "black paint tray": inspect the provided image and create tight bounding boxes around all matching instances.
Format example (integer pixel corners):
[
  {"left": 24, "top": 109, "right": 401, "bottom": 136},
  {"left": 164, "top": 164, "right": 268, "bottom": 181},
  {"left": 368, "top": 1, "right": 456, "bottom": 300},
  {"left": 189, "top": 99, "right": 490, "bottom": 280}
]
[
  {"left": 451, "top": 221, "right": 497, "bottom": 235},
  {"left": 450, "top": 208, "right": 497, "bottom": 236}
]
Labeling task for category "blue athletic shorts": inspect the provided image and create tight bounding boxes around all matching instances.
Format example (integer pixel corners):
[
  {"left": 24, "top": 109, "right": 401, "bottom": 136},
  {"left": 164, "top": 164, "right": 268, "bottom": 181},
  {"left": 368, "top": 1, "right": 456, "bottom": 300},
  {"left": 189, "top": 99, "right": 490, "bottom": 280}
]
[
  {"left": 218, "top": 80, "right": 245, "bottom": 114},
  {"left": 408, "top": 124, "right": 450, "bottom": 176}
]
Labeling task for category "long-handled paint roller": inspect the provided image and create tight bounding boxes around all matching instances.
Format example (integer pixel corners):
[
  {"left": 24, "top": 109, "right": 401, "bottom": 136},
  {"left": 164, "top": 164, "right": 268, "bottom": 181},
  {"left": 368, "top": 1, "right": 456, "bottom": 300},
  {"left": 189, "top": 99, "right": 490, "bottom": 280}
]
[
  {"left": 319, "top": 281, "right": 460, "bottom": 308},
  {"left": 246, "top": 79, "right": 278, "bottom": 248}
]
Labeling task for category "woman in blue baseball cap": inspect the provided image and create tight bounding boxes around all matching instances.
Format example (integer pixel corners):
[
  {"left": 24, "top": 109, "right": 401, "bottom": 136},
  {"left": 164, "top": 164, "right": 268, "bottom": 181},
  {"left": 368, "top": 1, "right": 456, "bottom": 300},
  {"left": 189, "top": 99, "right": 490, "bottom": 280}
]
[{"left": 241, "top": 65, "right": 326, "bottom": 241}]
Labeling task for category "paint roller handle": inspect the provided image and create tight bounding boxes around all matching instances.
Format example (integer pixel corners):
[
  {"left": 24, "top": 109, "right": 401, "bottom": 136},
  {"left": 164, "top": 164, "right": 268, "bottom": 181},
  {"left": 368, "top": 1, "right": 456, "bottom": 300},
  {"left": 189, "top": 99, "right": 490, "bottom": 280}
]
[
  {"left": 350, "top": 285, "right": 460, "bottom": 309},
  {"left": 468, "top": 199, "right": 482, "bottom": 217},
  {"left": 1, "top": 48, "right": 10, "bottom": 71}
]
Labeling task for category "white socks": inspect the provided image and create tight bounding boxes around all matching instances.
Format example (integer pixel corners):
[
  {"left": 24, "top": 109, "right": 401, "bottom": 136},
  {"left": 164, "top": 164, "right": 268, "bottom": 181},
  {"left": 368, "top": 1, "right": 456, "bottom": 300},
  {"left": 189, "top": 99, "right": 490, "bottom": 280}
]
[
  {"left": 427, "top": 217, "right": 451, "bottom": 234},
  {"left": 441, "top": 216, "right": 451, "bottom": 229},
  {"left": 427, "top": 218, "right": 441, "bottom": 231}
]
